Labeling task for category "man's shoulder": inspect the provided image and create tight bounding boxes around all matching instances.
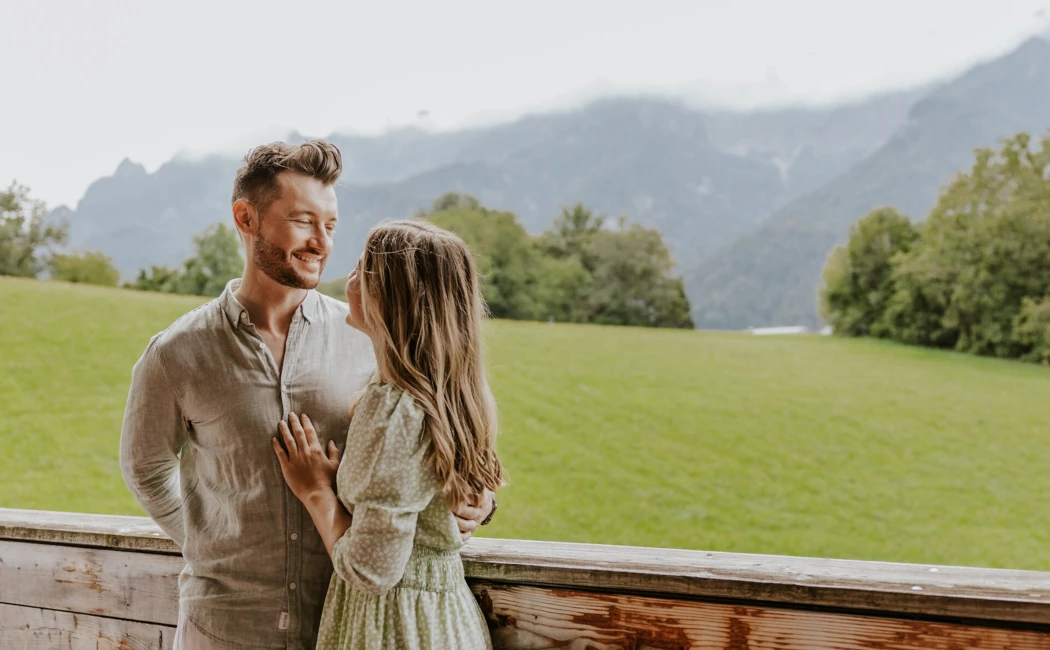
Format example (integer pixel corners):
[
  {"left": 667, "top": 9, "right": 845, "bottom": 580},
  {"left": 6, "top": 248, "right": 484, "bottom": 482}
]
[
  {"left": 312, "top": 293, "right": 357, "bottom": 337},
  {"left": 313, "top": 292, "right": 349, "bottom": 318},
  {"left": 310, "top": 292, "right": 374, "bottom": 356},
  {"left": 146, "top": 298, "right": 226, "bottom": 356}
]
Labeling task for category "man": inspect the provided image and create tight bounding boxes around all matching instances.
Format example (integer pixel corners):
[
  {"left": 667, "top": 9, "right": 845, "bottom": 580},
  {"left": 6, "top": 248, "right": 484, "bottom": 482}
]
[{"left": 120, "top": 140, "right": 495, "bottom": 650}]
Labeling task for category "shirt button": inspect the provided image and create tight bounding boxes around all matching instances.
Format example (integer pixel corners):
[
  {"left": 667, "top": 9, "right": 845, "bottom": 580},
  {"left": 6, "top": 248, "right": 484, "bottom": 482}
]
[
  {"left": 289, "top": 583, "right": 297, "bottom": 590},
  {"left": 290, "top": 533, "right": 298, "bottom": 540}
]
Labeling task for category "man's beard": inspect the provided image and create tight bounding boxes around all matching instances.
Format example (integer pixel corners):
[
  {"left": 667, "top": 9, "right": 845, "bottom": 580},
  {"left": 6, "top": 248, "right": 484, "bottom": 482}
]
[{"left": 253, "top": 233, "right": 326, "bottom": 290}]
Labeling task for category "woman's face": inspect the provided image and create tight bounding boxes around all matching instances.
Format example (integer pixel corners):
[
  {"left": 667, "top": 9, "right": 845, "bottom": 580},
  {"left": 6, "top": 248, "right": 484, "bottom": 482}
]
[{"left": 344, "top": 258, "right": 368, "bottom": 333}]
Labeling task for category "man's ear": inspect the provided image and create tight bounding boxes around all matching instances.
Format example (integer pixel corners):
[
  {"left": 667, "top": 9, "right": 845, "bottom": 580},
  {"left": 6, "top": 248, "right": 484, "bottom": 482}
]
[{"left": 232, "top": 199, "right": 258, "bottom": 238}]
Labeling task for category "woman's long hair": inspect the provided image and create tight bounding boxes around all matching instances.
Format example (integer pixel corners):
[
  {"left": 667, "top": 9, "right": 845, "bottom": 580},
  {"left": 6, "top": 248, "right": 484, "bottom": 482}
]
[{"left": 353, "top": 220, "right": 503, "bottom": 508}]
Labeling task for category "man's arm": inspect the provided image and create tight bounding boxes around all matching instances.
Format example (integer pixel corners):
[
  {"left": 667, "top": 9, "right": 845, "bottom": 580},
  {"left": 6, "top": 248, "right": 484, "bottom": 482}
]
[{"left": 119, "top": 336, "right": 189, "bottom": 547}]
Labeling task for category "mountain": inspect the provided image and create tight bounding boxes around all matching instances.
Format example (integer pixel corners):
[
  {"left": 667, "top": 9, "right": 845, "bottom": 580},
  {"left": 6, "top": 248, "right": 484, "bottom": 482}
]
[
  {"left": 703, "top": 87, "right": 926, "bottom": 196},
  {"left": 688, "top": 37, "right": 1050, "bottom": 329},
  {"left": 59, "top": 92, "right": 917, "bottom": 283}
]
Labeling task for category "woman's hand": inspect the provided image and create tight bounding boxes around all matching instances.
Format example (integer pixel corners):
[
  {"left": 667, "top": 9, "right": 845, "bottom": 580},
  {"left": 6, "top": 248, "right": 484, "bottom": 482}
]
[{"left": 272, "top": 412, "right": 341, "bottom": 503}]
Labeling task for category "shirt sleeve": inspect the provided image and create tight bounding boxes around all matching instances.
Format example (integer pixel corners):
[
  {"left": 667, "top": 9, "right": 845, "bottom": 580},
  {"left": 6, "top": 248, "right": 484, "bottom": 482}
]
[
  {"left": 330, "top": 384, "right": 437, "bottom": 596},
  {"left": 119, "top": 334, "right": 189, "bottom": 547}
]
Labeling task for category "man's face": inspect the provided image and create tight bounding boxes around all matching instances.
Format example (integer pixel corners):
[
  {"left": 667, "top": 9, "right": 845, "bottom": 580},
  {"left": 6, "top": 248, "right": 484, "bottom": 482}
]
[{"left": 252, "top": 172, "right": 338, "bottom": 289}]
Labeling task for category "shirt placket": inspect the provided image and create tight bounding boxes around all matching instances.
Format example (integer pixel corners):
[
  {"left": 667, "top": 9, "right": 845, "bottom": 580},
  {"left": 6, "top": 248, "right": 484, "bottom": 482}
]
[
  {"left": 239, "top": 306, "right": 309, "bottom": 649},
  {"left": 281, "top": 310, "right": 307, "bottom": 650}
]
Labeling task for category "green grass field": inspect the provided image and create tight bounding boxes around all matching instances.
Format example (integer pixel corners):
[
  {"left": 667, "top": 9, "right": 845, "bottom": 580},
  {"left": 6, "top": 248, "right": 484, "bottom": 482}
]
[{"left": 3, "top": 276, "right": 1050, "bottom": 570}]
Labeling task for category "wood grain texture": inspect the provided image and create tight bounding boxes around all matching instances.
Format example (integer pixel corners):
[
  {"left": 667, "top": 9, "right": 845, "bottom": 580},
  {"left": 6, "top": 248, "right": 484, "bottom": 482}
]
[
  {"left": 472, "top": 582, "right": 1050, "bottom": 650},
  {"left": 0, "top": 604, "right": 174, "bottom": 650},
  {"left": 461, "top": 538, "right": 1050, "bottom": 625},
  {"left": 0, "top": 509, "right": 180, "bottom": 554},
  {"left": 0, "top": 540, "right": 182, "bottom": 625},
  {"left": 4, "top": 508, "right": 1050, "bottom": 626}
]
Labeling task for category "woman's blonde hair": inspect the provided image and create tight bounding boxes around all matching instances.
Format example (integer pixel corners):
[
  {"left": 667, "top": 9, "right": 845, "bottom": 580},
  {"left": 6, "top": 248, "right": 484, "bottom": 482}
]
[{"left": 353, "top": 220, "right": 503, "bottom": 508}]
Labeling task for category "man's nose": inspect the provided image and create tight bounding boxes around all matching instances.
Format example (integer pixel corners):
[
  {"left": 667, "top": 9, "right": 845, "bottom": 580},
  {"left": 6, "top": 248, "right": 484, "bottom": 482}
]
[{"left": 310, "top": 225, "right": 333, "bottom": 254}]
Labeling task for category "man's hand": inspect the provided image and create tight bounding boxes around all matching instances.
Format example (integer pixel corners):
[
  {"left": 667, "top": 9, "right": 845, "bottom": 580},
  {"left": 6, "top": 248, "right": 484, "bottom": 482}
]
[
  {"left": 453, "top": 489, "right": 495, "bottom": 543},
  {"left": 272, "top": 413, "right": 341, "bottom": 504}
]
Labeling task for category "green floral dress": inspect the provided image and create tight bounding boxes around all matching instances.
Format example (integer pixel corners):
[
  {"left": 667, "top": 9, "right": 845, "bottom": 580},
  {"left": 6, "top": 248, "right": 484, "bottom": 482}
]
[{"left": 315, "top": 383, "right": 493, "bottom": 650}]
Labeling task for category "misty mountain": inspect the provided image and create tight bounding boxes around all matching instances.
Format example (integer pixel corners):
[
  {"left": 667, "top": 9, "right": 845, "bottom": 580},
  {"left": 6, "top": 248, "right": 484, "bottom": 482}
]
[
  {"left": 688, "top": 37, "right": 1050, "bottom": 330},
  {"left": 60, "top": 90, "right": 917, "bottom": 284}
]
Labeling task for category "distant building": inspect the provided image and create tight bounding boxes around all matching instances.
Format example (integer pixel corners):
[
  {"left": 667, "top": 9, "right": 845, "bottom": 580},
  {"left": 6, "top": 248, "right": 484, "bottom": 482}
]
[{"left": 747, "top": 325, "right": 810, "bottom": 336}]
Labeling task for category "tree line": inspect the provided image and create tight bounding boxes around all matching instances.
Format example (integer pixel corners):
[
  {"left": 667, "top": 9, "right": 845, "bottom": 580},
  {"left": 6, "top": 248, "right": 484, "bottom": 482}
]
[
  {"left": 820, "top": 130, "right": 1050, "bottom": 364},
  {"left": 320, "top": 193, "right": 693, "bottom": 328},
  {"left": 1, "top": 186, "right": 692, "bottom": 329},
  {"left": 0, "top": 182, "right": 244, "bottom": 296},
  {"left": 1, "top": 183, "right": 122, "bottom": 286}
]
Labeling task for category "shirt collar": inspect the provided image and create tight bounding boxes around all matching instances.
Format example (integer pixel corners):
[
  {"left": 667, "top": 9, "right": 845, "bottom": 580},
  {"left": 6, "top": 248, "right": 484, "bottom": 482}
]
[{"left": 220, "top": 278, "right": 317, "bottom": 328}]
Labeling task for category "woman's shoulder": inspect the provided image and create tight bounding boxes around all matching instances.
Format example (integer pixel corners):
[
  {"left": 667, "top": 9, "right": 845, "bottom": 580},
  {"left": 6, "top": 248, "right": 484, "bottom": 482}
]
[
  {"left": 339, "top": 382, "right": 435, "bottom": 502},
  {"left": 352, "top": 382, "right": 427, "bottom": 441}
]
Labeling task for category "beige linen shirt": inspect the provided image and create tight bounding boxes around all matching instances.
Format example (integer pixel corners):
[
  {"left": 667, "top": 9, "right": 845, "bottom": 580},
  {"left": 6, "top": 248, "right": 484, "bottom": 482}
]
[{"left": 120, "top": 279, "right": 375, "bottom": 649}]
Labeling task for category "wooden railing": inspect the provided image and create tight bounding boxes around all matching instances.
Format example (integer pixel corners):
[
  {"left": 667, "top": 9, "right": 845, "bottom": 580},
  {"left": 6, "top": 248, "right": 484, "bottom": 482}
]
[{"left": 2, "top": 508, "right": 1049, "bottom": 649}]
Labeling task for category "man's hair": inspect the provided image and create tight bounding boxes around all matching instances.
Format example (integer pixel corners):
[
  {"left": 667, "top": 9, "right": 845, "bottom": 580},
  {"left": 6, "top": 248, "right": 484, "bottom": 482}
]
[{"left": 231, "top": 140, "right": 342, "bottom": 213}]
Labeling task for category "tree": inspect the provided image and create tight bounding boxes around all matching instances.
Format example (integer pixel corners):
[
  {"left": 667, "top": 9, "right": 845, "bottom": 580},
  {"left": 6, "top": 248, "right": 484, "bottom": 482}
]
[
  {"left": 540, "top": 206, "right": 695, "bottom": 327},
  {"left": 176, "top": 223, "right": 244, "bottom": 296},
  {"left": 126, "top": 265, "right": 183, "bottom": 293},
  {"left": 49, "top": 250, "right": 120, "bottom": 286},
  {"left": 425, "top": 199, "right": 543, "bottom": 320},
  {"left": 425, "top": 197, "right": 693, "bottom": 328},
  {"left": 539, "top": 203, "right": 605, "bottom": 270},
  {"left": 586, "top": 219, "right": 694, "bottom": 329},
  {"left": 532, "top": 255, "right": 593, "bottom": 323},
  {"left": 1013, "top": 297, "right": 1050, "bottom": 364},
  {"left": 128, "top": 223, "right": 244, "bottom": 296},
  {"left": 422, "top": 192, "right": 481, "bottom": 216},
  {"left": 818, "top": 207, "right": 918, "bottom": 336},
  {"left": 826, "top": 130, "right": 1050, "bottom": 363},
  {"left": 884, "top": 131, "right": 1050, "bottom": 357},
  {"left": 0, "top": 182, "right": 68, "bottom": 277}
]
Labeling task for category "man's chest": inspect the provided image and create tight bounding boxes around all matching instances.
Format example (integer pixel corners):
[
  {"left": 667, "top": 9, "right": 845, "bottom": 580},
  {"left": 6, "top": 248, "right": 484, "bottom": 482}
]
[{"left": 177, "top": 341, "right": 373, "bottom": 457}]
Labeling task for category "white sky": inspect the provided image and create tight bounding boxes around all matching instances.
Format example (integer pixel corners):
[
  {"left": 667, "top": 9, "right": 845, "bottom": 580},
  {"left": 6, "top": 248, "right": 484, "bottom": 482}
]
[{"left": 3, "top": 0, "right": 1050, "bottom": 208}]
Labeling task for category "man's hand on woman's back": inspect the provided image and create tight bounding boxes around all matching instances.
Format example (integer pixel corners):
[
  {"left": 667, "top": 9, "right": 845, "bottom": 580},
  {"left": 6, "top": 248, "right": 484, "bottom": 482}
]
[{"left": 454, "top": 489, "right": 495, "bottom": 542}]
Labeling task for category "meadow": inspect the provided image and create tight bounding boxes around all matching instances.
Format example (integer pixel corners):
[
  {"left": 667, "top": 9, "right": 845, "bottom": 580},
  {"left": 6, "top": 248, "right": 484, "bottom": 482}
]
[{"left": 3, "top": 276, "right": 1050, "bottom": 570}]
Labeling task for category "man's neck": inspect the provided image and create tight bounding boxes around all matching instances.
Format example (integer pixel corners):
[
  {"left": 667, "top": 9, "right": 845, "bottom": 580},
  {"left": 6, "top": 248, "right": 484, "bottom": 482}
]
[{"left": 235, "top": 268, "right": 308, "bottom": 335}]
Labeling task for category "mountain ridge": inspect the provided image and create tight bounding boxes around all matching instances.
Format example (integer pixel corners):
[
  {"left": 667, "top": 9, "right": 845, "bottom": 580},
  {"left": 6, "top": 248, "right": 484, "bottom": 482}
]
[
  {"left": 687, "top": 36, "right": 1050, "bottom": 329},
  {"left": 58, "top": 90, "right": 921, "bottom": 287}
]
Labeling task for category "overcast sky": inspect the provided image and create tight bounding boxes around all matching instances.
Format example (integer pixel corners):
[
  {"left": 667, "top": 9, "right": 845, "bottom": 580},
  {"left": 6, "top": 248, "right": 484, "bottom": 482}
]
[{"left": 4, "top": 0, "right": 1050, "bottom": 208}]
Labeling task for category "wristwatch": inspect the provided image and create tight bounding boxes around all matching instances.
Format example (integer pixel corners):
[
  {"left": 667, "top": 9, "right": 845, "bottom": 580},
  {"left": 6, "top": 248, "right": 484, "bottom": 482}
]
[{"left": 480, "top": 497, "right": 497, "bottom": 526}]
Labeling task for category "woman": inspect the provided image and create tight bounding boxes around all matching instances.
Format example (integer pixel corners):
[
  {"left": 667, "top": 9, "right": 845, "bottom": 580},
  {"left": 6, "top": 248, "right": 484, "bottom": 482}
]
[{"left": 273, "top": 220, "right": 502, "bottom": 649}]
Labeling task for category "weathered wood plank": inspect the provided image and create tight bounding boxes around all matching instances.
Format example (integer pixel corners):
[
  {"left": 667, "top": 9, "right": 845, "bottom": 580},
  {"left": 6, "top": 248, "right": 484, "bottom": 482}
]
[
  {"left": 0, "top": 539, "right": 182, "bottom": 625},
  {"left": 0, "top": 604, "right": 174, "bottom": 650},
  {"left": 4, "top": 508, "right": 1050, "bottom": 625},
  {"left": 461, "top": 538, "right": 1050, "bottom": 625},
  {"left": 471, "top": 582, "right": 1050, "bottom": 650},
  {"left": 0, "top": 509, "right": 179, "bottom": 554}
]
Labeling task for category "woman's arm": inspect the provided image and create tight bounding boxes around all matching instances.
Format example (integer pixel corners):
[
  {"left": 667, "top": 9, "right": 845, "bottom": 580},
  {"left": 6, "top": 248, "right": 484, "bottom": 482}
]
[
  {"left": 274, "top": 411, "right": 490, "bottom": 553},
  {"left": 273, "top": 412, "right": 352, "bottom": 558},
  {"left": 303, "top": 487, "right": 353, "bottom": 557}
]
